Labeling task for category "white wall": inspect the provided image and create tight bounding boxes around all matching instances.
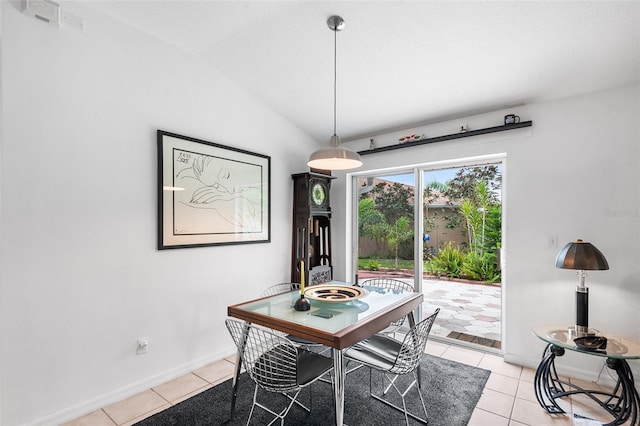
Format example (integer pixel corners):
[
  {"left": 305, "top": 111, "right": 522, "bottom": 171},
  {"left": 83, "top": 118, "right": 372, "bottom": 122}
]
[
  {"left": 0, "top": 3, "right": 317, "bottom": 425},
  {"left": 332, "top": 82, "right": 640, "bottom": 385},
  {"left": 2, "top": 2, "right": 639, "bottom": 425}
]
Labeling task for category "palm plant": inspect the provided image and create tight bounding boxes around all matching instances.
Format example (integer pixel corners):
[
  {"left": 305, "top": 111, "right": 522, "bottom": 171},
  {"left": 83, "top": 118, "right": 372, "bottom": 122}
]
[{"left": 386, "top": 217, "right": 413, "bottom": 270}]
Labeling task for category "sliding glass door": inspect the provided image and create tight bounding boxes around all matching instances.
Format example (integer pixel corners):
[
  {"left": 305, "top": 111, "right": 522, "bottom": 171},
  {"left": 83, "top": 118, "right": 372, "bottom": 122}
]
[{"left": 354, "top": 161, "right": 503, "bottom": 351}]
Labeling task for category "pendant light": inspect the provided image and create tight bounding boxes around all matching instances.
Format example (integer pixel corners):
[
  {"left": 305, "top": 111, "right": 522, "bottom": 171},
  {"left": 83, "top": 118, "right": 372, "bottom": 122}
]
[{"left": 307, "top": 15, "right": 362, "bottom": 171}]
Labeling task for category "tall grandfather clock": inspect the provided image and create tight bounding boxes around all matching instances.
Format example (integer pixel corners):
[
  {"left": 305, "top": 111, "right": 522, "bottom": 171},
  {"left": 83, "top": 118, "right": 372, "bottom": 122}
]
[{"left": 291, "top": 171, "right": 336, "bottom": 286}]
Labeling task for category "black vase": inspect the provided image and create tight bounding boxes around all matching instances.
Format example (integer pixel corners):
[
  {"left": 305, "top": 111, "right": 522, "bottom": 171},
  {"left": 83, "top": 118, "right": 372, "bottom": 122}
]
[{"left": 294, "top": 295, "right": 311, "bottom": 311}]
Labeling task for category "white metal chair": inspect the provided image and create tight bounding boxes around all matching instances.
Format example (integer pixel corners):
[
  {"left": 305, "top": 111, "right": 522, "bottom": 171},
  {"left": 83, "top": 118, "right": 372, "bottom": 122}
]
[
  {"left": 360, "top": 278, "right": 415, "bottom": 337},
  {"left": 225, "top": 319, "right": 333, "bottom": 426},
  {"left": 343, "top": 308, "right": 440, "bottom": 425},
  {"left": 261, "top": 283, "right": 297, "bottom": 297},
  {"left": 260, "top": 284, "right": 326, "bottom": 352}
]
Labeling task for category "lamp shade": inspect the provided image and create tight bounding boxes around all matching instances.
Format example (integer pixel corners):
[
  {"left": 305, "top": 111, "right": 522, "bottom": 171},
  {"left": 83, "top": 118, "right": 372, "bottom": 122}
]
[
  {"left": 307, "top": 135, "right": 362, "bottom": 170},
  {"left": 555, "top": 239, "right": 609, "bottom": 270}
]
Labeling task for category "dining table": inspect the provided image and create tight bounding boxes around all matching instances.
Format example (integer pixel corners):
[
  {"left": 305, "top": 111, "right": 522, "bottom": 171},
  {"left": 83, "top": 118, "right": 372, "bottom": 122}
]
[{"left": 227, "top": 281, "right": 424, "bottom": 426}]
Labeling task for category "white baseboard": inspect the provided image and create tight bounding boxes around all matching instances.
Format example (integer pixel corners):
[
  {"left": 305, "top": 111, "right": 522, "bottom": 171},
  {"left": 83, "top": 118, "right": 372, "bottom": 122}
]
[
  {"left": 504, "top": 352, "right": 625, "bottom": 390},
  {"left": 29, "top": 348, "right": 237, "bottom": 426}
]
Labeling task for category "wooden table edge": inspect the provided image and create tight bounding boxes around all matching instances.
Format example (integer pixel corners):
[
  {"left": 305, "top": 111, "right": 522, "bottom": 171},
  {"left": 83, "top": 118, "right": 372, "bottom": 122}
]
[{"left": 228, "top": 292, "right": 424, "bottom": 350}]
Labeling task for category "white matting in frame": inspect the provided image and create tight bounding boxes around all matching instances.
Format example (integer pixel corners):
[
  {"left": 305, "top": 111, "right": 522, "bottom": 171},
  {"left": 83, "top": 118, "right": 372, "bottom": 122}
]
[{"left": 157, "top": 130, "right": 270, "bottom": 249}]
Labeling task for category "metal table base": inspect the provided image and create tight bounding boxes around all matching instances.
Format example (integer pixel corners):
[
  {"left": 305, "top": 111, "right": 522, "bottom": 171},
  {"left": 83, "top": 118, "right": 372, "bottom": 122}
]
[{"left": 534, "top": 343, "right": 639, "bottom": 426}]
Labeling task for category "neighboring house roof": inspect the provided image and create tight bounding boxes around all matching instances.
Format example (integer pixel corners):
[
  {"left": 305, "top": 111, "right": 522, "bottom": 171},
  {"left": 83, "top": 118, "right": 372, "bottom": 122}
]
[{"left": 359, "top": 177, "right": 460, "bottom": 208}]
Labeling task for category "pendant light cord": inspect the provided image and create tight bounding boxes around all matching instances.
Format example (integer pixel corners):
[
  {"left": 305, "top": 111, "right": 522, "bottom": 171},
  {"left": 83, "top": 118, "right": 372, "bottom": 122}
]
[
  {"left": 308, "top": 16, "right": 361, "bottom": 170},
  {"left": 333, "top": 24, "right": 337, "bottom": 136}
]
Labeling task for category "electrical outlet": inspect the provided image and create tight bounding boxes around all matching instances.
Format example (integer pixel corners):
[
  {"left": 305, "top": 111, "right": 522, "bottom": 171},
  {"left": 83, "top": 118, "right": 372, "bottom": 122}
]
[
  {"left": 22, "top": 0, "right": 61, "bottom": 27},
  {"left": 136, "top": 338, "right": 149, "bottom": 355},
  {"left": 549, "top": 233, "right": 558, "bottom": 249}
]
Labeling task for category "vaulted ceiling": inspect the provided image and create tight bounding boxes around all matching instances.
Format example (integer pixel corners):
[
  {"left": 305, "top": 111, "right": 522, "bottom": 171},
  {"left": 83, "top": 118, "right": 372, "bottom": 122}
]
[{"left": 85, "top": 1, "right": 640, "bottom": 144}]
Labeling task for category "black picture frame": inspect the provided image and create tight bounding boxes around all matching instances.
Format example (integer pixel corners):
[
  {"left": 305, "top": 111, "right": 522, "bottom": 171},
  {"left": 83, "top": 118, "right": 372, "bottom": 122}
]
[{"left": 157, "top": 130, "right": 270, "bottom": 249}]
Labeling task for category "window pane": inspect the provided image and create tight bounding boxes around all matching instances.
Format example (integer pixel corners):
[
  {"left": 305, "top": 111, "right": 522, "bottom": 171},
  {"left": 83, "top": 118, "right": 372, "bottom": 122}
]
[{"left": 357, "top": 173, "right": 415, "bottom": 276}]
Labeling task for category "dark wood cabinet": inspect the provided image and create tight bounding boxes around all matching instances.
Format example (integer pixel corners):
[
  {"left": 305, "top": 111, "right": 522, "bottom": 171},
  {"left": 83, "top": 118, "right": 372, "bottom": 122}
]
[{"left": 291, "top": 172, "right": 336, "bottom": 285}]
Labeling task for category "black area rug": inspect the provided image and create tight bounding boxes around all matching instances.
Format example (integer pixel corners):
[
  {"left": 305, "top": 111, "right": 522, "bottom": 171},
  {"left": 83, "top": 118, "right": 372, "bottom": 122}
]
[{"left": 135, "top": 354, "right": 490, "bottom": 426}]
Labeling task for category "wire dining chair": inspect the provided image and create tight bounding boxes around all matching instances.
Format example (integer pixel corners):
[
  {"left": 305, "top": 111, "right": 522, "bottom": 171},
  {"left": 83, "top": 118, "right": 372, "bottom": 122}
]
[
  {"left": 343, "top": 308, "right": 440, "bottom": 425},
  {"left": 260, "top": 284, "right": 327, "bottom": 352},
  {"left": 225, "top": 319, "right": 334, "bottom": 426},
  {"left": 360, "top": 278, "right": 415, "bottom": 337},
  {"left": 261, "top": 283, "right": 297, "bottom": 297}
]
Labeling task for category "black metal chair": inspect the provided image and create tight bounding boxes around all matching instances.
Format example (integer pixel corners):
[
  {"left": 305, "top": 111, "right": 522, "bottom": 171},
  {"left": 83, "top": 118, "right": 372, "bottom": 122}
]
[
  {"left": 225, "top": 319, "right": 334, "bottom": 426},
  {"left": 343, "top": 308, "right": 440, "bottom": 425},
  {"left": 360, "top": 278, "right": 415, "bottom": 337}
]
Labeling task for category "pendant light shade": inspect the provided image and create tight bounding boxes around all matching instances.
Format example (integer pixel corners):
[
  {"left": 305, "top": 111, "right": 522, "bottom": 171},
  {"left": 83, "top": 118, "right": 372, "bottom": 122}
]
[
  {"left": 308, "top": 134, "right": 362, "bottom": 170},
  {"left": 307, "top": 16, "right": 362, "bottom": 171}
]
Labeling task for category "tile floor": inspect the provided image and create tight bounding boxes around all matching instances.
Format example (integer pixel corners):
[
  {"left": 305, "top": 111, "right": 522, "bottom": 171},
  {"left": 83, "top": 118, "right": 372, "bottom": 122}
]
[{"left": 63, "top": 340, "right": 619, "bottom": 426}]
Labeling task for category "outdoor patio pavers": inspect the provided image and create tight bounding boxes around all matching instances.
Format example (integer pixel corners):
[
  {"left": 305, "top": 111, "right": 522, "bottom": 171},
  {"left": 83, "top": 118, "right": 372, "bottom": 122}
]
[
  {"left": 358, "top": 276, "right": 502, "bottom": 346},
  {"left": 422, "top": 278, "right": 502, "bottom": 342}
]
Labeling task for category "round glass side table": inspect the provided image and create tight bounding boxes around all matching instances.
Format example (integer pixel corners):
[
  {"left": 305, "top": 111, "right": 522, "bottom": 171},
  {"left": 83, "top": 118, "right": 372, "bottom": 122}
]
[{"left": 532, "top": 326, "right": 640, "bottom": 426}]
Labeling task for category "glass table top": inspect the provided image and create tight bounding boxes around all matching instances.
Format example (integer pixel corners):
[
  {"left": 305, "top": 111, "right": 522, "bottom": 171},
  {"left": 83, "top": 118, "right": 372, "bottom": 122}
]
[
  {"left": 533, "top": 326, "right": 640, "bottom": 359},
  {"left": 232, "top": 282, "right": 417, "bottom": 334}
]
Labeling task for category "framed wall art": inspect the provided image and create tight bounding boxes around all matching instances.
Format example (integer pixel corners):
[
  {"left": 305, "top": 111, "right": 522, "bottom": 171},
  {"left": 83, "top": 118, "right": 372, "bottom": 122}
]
[{"left": 157, "top": 130, "right": 270, "bottom": 249}]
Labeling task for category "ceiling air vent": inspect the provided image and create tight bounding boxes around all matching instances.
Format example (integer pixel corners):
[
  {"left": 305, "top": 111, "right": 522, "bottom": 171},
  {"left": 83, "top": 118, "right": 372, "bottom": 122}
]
[{"left": 22, "top": 0, "right": 61, "bottom": 27}]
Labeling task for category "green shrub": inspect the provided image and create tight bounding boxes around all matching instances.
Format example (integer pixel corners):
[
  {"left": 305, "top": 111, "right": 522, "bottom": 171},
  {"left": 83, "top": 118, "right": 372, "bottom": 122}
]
[
  {"left": 461, "top": 251, "right": 501, "bottom": 283},
  {"left": 426, "top": 242, "right": 464, "bottom": 278},
  {"left": 365, "top": 259, "right": 381, "bottom": 271}
]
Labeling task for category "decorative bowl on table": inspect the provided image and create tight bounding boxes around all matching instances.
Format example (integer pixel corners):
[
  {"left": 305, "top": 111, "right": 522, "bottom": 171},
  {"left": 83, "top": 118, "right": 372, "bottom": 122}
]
[
  {"left": 304, "top": 285, "right": 368, "bottom": 302},
  {"left": 574, "top": 335, "right": 608, "bottom": 351}
]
